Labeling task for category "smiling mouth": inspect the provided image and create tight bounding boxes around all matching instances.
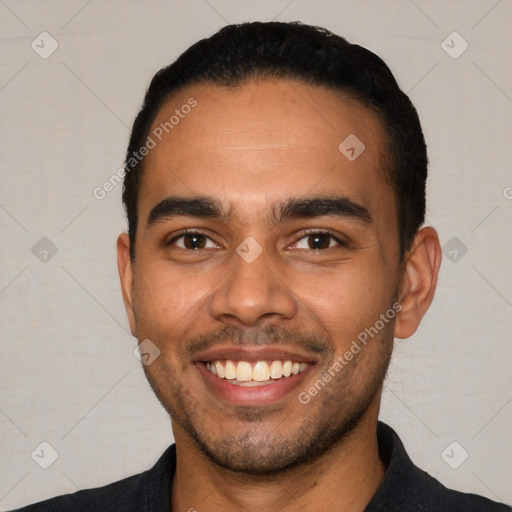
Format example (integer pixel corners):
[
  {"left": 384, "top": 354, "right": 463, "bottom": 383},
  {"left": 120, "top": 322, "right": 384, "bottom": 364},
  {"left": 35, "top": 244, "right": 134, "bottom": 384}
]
[{"left": 204, "top": 359, "right": 309, "bottom": 386}]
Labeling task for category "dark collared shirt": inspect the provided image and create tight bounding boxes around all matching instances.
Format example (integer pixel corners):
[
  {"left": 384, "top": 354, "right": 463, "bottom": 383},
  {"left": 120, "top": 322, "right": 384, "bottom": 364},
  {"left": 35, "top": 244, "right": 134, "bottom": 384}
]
[{"left": 14, "top": 422, "right": 510, "bottom": 511}]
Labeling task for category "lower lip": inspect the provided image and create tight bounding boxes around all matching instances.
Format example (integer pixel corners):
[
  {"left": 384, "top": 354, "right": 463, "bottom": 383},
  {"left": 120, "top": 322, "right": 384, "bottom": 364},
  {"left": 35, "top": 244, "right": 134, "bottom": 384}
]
[{"left": 196, "top": 362, "right": 313, "bottom": 406}]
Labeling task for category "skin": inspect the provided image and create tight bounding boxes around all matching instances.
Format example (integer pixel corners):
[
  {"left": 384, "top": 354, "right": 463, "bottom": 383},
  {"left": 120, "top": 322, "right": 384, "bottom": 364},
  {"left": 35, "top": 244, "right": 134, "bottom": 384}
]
[{"left": 117, "top": 79, "right": 442, "bottom": 512}]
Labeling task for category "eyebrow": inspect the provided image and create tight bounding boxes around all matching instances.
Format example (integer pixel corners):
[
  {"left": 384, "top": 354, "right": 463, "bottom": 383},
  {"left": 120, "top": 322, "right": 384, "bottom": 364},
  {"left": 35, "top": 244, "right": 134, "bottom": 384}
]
[
  {"left": 147, "top": 196, "right": 226, "bottom": 227},
  {"left": 145, "top": 194, "right": 372, "bottom": 229},
  {"left": 273, "top": 195, "right": 372, "bottom": 225}
]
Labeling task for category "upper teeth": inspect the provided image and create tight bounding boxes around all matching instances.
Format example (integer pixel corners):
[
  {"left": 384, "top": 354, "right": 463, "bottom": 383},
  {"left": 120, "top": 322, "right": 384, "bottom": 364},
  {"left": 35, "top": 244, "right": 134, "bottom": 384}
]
[{"left": 206, "top": 360, "right": 308, "bottom": 382}]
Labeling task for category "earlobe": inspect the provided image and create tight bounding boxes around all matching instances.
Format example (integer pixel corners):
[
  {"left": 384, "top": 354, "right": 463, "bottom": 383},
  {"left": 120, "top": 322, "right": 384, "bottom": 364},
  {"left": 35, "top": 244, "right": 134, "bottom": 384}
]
[
  {"left": 394, "top": 227, "right": 442, "bottom": 339},
  {"left": 117, "top": 232, "right": 137, "bottom": 336}
]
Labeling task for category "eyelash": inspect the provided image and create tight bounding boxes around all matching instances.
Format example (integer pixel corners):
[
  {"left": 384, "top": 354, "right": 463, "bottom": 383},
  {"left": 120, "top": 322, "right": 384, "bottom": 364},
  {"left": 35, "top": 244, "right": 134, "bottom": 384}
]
[
  {"left": 293, "top": 229, "right": 346, "bottom": 249},
  {"left": 167, "top": 229, "right": 219, "bottom": 250},
  {"left": 167, "top": 229, "right": 346, "bottom": 250}
]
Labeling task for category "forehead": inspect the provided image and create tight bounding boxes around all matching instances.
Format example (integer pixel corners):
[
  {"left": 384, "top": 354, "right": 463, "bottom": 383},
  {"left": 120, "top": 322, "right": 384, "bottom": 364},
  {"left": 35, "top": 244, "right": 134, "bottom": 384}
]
[{"left": 138, "top": 79, "right": 393, "bottom": 224}]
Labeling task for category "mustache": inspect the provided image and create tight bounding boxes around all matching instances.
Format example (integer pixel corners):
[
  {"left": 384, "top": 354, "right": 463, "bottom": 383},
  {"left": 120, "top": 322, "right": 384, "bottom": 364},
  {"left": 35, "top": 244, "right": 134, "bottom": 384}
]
[{"left": 182, "top": 324, "right": 333, "bottom": 359}]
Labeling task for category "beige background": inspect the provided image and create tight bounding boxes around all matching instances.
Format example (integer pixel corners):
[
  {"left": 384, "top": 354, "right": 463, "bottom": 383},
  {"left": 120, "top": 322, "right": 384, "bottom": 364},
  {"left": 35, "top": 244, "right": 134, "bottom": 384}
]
[{"left": 1, "top": 0, "right": 511, "bottom": 509}]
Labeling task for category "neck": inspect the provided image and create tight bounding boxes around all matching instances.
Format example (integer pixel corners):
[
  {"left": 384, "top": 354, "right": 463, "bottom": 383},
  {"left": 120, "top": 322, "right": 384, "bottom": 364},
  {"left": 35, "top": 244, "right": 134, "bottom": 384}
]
[{"left": 170, "top": 405, "right": 385, "bottom": 512}]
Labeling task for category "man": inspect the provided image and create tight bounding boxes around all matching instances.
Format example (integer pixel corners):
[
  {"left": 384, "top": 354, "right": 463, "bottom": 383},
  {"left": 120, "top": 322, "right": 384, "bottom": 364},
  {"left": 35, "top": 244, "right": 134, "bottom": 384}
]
[{"left": 16, "top": 21, "right": 510, "bottom": 512}]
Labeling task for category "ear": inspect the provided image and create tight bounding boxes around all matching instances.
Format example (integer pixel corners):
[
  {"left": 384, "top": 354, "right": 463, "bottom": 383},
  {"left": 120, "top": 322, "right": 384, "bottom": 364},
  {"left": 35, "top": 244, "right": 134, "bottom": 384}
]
[
  {"left": 117, "top": 232, "right": 137, "bottom": 336},
  {"left": 394, "top": 227, "right": 442, "bottom": 339}
]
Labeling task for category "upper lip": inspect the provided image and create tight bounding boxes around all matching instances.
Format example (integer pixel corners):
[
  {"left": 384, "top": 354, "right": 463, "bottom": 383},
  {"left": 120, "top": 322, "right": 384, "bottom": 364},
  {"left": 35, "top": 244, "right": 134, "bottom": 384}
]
[{"left": 193, "top": 346, "right": 319, "bottom": 364}]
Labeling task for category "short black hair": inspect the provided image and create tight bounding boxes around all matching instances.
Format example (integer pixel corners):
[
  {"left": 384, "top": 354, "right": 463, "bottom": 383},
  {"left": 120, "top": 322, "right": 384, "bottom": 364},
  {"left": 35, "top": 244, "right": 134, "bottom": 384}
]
[{"left": 122, "top": 21, "right": 427, "bottom": 261}]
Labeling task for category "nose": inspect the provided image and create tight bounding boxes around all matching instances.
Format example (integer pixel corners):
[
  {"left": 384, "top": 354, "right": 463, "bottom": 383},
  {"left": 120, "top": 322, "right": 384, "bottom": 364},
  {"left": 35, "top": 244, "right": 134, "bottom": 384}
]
[{"left": 209, "top": 240, "right": 297, "bottom": 326}]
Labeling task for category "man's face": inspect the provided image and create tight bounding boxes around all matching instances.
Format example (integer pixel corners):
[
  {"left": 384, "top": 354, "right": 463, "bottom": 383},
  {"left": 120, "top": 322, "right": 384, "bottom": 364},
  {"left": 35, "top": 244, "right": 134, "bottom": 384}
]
[{"left": 123, "top": 80, "right": 403, "bottom": 473}]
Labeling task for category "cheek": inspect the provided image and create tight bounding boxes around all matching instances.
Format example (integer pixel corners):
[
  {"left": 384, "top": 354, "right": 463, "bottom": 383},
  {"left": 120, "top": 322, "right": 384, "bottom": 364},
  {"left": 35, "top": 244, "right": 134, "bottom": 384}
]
[
  {"left": 132, "top": 262, "right": 212, "bottom": 333},
  {"left": 292, "top": 266, "right": 392, "bottom": 343}
]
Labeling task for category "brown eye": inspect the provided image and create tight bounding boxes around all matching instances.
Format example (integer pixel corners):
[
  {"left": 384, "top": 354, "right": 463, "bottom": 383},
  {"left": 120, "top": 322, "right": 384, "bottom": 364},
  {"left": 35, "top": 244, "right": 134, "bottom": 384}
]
[
  {"left": 169, "top": 232, "right": 218, "bottom": 250},
  {"left": 307, "top": 234, "right": 332, "bottom": 250},
  {"left": 183, "top": 234, "right": 206, "bottom": 249},
  {"left": 293, "top": 232, "right": 342, "bottom": 250}
]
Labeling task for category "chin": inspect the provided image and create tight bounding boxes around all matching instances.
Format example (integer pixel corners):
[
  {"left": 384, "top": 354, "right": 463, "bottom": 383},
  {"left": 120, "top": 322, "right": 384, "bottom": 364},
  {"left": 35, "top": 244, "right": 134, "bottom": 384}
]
[{"left": 176, "top": 398, "right": 372, "bottom": 476}]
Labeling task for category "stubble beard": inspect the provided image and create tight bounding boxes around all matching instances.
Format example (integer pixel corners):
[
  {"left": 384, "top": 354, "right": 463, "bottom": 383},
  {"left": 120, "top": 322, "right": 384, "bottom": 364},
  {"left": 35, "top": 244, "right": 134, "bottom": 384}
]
[{"left": 143, "top": 326, "right": 394, "bottom": 477}]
